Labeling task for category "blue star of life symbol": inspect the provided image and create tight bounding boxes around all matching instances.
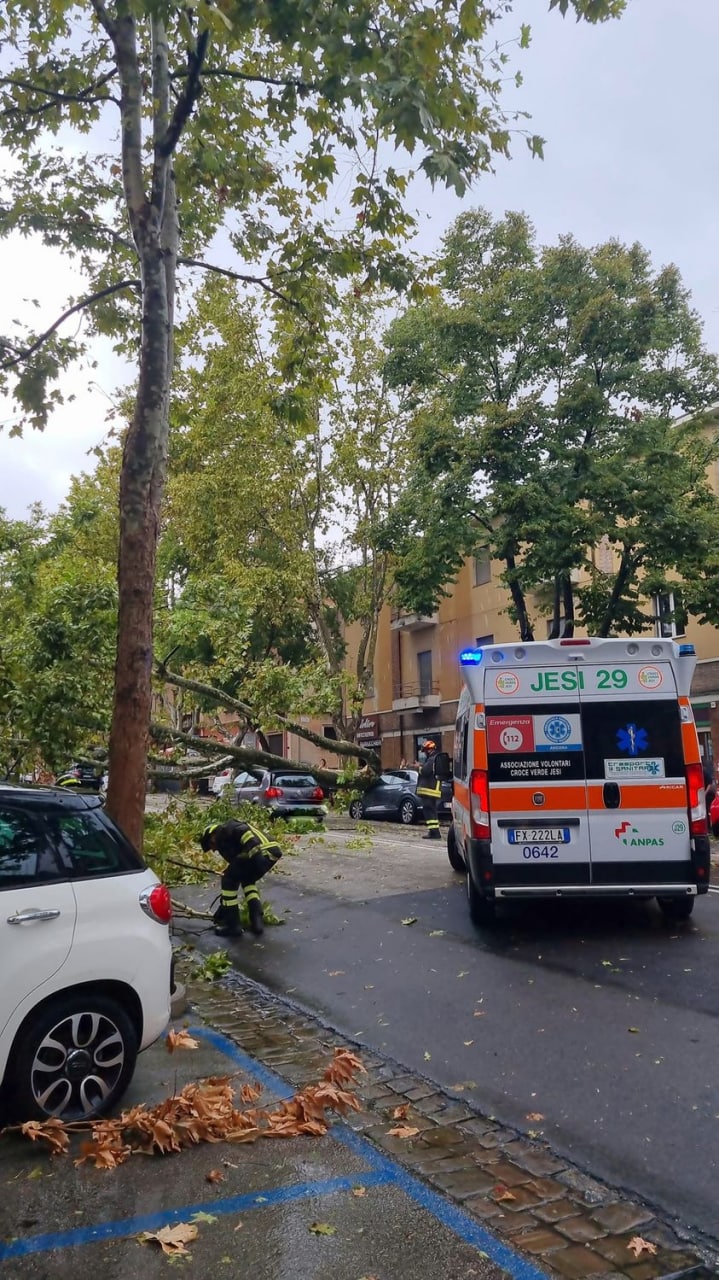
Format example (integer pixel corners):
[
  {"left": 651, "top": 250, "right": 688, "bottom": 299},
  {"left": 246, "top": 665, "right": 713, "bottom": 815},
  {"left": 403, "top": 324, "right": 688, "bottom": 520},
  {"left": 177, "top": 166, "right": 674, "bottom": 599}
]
[{"left": 616, "top": 724, "right": 649, "bottom": 757}]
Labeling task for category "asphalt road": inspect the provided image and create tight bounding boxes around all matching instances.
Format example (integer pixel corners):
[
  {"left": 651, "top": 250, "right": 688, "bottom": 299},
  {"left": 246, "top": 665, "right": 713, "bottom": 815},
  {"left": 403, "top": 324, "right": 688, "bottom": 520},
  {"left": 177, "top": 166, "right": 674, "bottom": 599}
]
[{"left": 175, "top": 825, "right": 719, "bottom": 1246}]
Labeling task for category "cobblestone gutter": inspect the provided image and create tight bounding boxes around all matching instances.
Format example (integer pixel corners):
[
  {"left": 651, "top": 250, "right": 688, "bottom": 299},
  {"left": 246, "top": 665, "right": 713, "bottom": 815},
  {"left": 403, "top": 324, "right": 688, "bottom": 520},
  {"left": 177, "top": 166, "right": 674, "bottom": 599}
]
[{"left": 181, "top": 962, "right": 719, "bottom": 1280}]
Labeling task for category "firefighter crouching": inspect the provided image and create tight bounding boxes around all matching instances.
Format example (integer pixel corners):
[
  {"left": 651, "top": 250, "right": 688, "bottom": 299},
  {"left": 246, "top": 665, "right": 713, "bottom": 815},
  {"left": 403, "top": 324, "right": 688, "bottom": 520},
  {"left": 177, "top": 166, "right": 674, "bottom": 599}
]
[
  {"left": 199, "top": 820, "right": 283, "bottom": 937},
  {"left": 416, "top": 739, "right": 442, "bottom": 840}
]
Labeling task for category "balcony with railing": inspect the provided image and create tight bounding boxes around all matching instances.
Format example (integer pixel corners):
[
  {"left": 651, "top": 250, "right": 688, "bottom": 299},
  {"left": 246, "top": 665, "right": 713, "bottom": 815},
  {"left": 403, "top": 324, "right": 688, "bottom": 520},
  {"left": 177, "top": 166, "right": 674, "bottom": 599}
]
[
  {"left": 390, "top": 608, "right": 439, "bottom": 632},
  {"left": 391, "top": 680, "right": 441, "bottom": 711}
]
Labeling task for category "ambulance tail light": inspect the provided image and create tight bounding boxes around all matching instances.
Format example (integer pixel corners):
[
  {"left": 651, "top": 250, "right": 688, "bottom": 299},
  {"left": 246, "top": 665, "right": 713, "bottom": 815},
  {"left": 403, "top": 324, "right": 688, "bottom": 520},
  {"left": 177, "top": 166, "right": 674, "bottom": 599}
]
[
  {"left": 686, "top": 762, "right": 707, "bottom": 836},
  {"left": 469, "top": 769, "right": 490, "bottom": 840}
]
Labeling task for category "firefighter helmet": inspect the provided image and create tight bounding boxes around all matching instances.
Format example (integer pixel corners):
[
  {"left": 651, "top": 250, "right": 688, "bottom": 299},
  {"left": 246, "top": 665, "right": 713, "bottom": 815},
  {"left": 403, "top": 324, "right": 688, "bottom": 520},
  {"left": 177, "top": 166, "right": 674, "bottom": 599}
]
[{"left": 199, "top": 822, "right": 221, "bottom": 852}]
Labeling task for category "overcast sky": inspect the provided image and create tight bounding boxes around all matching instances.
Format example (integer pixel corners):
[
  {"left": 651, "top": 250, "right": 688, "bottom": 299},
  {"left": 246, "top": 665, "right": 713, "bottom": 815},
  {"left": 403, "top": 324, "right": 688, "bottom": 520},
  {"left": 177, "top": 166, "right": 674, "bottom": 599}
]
[{"left": 1, "top": 0, "right": 717, "bottom": 519}]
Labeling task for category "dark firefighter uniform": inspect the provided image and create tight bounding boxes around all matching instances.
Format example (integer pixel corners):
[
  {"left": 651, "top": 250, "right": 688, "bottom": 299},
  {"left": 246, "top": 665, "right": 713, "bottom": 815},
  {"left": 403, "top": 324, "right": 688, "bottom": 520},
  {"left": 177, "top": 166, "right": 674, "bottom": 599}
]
[
  {"left": 416, "top": 740, "right": 441, "bottom": 839},
  {"left": 199, "top": 820, "right": 283, "bottom": 938}
]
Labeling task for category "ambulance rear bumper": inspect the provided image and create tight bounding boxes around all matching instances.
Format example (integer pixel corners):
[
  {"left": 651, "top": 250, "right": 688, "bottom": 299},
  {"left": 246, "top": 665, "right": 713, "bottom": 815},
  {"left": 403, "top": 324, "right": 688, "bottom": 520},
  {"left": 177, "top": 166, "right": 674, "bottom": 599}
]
[
  {"left": 494, "top": 883, "right": 697, "bottom": 899},
  {"left": 467, "top": 834, "right": 710, "bottom": 899}
]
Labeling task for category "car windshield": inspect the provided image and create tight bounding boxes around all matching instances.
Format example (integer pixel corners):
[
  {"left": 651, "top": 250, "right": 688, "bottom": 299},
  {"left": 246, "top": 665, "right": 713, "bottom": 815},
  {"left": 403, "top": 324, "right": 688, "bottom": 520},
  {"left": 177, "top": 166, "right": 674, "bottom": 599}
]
[{"left": 272, "top": 774, "right": 318, "bottom": 788}]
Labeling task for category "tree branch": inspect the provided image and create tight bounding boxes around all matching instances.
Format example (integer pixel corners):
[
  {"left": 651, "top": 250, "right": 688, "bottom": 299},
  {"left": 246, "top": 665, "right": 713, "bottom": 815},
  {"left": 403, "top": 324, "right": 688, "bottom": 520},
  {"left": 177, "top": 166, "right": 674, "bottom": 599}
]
[
  {"left": 189, "top": 66, "right": 317, "bottom": 92},
  {"left": 0, "top": 278, "right": 140, "bottom": 371},
  {"left": 154, "top": 661, "right": 379, "bottom": 768},
  {"left": 177, "top": 256, "right": 303, "bottom": 308},
  {"left": 0, "top": 70, "right": 120, "bottom": 115},
  {"left": 158, "top": 28, "right": 210, "bottom": 159}
]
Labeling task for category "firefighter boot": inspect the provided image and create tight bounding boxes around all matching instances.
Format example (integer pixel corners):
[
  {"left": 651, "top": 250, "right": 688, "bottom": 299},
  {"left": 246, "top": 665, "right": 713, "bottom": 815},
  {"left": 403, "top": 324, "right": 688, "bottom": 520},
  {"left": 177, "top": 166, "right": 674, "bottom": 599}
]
[
  {"left": 213, "top": 899, "right": 242, "bottom": 937},
  {"left": 423, "top": 829, "right": 441, "bottom": 840},
  {"left": 245, "top": 887, "right": 265, "bottom": 936}
]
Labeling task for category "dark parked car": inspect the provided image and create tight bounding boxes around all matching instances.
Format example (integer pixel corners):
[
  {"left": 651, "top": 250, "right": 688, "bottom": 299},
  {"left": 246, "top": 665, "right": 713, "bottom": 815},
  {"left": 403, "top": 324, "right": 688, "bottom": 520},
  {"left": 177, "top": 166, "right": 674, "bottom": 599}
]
[
  {"left": 348, "top": 769, "right": 452, "bottom": 826},
  {"left": 234, "top": 770, "right": 327, "bottom": 820}
]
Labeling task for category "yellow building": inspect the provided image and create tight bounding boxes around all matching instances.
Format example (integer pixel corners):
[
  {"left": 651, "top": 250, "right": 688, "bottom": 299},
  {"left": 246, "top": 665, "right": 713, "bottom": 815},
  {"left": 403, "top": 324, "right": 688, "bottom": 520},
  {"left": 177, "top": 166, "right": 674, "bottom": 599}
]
[{"left": 355, "top": 546, "right": 719, "bottom": 776}]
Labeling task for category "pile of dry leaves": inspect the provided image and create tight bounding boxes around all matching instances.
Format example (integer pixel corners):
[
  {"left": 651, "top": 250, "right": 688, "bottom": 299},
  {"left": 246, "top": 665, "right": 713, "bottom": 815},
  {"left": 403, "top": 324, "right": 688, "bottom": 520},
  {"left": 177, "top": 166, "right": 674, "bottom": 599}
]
[{"left": 1, "top": 1033, "right": 365, "bottom": 1171}]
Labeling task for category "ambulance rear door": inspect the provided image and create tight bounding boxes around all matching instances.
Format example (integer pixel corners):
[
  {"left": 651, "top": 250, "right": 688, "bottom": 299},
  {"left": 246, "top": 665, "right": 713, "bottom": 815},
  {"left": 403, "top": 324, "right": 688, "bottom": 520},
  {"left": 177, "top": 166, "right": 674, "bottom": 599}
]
[
  {"left": 483, "top": 661, "right": 591, "bottom": 889},
  {"left": 578, "top": 660, "right": 692, "bottom": 886}
]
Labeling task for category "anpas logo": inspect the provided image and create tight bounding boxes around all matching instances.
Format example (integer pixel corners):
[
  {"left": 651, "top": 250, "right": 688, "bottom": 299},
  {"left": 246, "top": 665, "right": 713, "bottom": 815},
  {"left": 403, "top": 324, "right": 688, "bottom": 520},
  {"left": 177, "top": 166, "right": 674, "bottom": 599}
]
[
  {"left": 543, "top": 715, "right": 572, "bottom": 745},
  {"left": 613, "top": 820, "right": 665, "bottom": 847}
]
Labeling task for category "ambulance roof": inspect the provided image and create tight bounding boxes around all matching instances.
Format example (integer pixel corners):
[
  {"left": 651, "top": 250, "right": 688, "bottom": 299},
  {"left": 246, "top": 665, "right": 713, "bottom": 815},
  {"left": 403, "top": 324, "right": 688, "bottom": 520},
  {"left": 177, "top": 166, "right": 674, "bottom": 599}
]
[{"left": 459, "top": 637, "right": 696, "bottom": 701}]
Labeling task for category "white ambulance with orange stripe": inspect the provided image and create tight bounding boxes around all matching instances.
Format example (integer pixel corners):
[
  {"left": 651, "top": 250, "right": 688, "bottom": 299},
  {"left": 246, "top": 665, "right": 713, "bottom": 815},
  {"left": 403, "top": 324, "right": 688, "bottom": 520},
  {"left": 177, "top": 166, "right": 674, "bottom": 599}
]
[{"left": 448, "top": 637, "right": 711, "bottom": 925}]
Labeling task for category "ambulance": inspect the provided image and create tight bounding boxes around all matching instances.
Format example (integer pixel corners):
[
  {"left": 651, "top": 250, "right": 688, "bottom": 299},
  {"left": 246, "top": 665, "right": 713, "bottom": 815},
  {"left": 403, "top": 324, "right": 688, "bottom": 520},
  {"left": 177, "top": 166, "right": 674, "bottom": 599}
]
[{"left": 448, "top": 637, "right": 711, "bottom": 925}]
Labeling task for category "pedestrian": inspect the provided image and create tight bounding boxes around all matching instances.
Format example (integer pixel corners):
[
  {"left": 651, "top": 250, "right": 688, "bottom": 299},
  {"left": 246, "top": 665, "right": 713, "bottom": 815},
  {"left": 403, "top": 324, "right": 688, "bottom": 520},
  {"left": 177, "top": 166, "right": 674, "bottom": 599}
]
[
  {"left": 416, "top": 739, "right": 442, "bottom": 840},
  {"left": 199, "top": 819, "right": 283, "bottom": 938}
]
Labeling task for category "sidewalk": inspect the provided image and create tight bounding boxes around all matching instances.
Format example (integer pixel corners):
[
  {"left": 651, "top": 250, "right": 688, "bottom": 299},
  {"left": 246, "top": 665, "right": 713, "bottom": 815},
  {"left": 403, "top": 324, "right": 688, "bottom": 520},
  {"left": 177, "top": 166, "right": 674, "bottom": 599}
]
[{"left": 2, "top": 961, "right": 717, "bottom": 1279}]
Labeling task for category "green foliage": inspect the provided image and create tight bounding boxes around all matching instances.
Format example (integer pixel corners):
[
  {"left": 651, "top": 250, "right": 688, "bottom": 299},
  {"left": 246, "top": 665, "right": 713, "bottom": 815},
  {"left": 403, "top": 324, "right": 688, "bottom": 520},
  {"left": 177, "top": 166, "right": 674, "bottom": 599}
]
[
  {"left": 383, "top": 208, "right": 719, "bottom": 638},
  {"left": 0, "top": 485, "right": 118, "bottom": 772},
  {"left": 191, "top": 950, "right": 232, "bottom": 982}
]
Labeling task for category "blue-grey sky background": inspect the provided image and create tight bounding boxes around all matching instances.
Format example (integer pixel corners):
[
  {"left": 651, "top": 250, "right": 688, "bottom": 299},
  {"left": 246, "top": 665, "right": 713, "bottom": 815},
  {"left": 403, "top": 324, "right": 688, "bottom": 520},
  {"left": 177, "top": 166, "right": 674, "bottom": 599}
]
[{"left": 1, "top": 0, "right": 717, "bottom": 517}]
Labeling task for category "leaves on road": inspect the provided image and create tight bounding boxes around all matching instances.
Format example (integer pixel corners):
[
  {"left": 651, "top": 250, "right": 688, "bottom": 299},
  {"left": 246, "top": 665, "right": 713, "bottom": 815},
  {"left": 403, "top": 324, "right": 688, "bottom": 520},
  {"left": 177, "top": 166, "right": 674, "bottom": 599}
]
[
  {"left": 525, "top": 1112, "right": 545, "bottom": 1122},
  {"left": 628, "top": 1027, "right": 640, "bottom": 1034},
  {"left": 206, "top": 1169, "right": 225, "bottom": 1184},
  {"left": 627, "top": 1237, "right": 658, "bottom": 1257},
  {"left": 493, "top": 1186, "right": 516, "bottom": 1203},
  {"left": 387, "top": 1124, "right": 420, "bottom": 1139},
  {"left": 4, "top": 1048, "right": 365, "bottom": 1169},
  {"left": 166, "top": 1029, "right": 200, "bottom": 1053},
  {"left": 191, "top": 1211, "right": 218, "bottom": 1224},
  {"left": 401, "top": 916, "right": 418, "bottom": 926},
  {"left": 429, "top": 929, "right": 445, "bottom": 937},
  {"left": 423, "top": 1050, "right": 431, "bottom": 1061},
  {"left": 309, "top": 1221, "right": 336, "bottom": 1235},
  {"left": 19, "top": 1119, "right": 69, "bottom": 1157},
  {"left": 328, "top": 970, "right": 345, "bottom": 977},
  {"left": 392, "top": 1104, "right": 409, "bottom": 1120},
  {"left": 138, "top": 1223, "right": 198, "bottom": 1255},
  {"left": 352, "top": 1186, "right": 367, "bottom": 1197}
]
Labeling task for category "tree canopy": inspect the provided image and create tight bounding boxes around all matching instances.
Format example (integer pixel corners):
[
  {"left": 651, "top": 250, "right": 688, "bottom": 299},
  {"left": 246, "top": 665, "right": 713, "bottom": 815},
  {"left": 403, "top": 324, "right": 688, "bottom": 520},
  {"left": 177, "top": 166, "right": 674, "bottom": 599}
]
[
  {"left": 383, "top": 208, "right": 719, "bottom": 639},
  {"left": 0, "top": 0, "right": 624, "bottom": 843}
]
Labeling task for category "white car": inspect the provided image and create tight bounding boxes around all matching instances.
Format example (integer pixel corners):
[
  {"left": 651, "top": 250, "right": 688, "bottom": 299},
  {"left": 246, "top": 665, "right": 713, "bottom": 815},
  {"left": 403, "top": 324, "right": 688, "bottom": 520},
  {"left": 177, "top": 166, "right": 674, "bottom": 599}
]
[
  {"left": 210, "top": 768, "right": 235, "bottom": 796},
  {"left": 0, "top": 784, "right": 172, "bottom": 1121}
]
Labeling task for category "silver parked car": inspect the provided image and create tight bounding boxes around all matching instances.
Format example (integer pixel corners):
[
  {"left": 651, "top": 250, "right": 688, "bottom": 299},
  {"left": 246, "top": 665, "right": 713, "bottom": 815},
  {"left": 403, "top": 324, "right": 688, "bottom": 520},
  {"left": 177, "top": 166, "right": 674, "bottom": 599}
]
[{"left": 234, "top": 770, "right": 327, "bottom": 820}]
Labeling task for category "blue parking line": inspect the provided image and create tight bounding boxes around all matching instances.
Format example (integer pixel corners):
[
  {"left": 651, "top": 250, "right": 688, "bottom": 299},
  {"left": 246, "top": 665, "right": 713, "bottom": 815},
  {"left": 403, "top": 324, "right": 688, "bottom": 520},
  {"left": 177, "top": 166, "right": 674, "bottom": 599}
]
[
  {"left": 0, "top": 1024, "right": 549, "bottom": 1279},
  {"left": 193, "top": 1027, "right": 550, "bottom": 1280},
  {"left": 0, "top": 1170, "right": 390, "bottom": 1261}
]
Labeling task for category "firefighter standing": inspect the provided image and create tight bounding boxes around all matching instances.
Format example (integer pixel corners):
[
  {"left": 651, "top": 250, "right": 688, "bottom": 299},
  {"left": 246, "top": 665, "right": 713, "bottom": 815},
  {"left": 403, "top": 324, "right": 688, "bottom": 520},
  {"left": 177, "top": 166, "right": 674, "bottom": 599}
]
[
  {"left": 199, "top": 819, "right": 283, "bottom": 938},
  {"left": 416, "top": 739, "right": 442, "bottom": 840}
]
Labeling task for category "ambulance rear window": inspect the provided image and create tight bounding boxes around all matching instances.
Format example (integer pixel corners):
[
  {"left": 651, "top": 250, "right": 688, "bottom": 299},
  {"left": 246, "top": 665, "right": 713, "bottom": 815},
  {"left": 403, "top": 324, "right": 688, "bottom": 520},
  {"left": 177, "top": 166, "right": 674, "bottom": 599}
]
[{"left": 581, "top": 700, "right": 685, "bottom": 781}]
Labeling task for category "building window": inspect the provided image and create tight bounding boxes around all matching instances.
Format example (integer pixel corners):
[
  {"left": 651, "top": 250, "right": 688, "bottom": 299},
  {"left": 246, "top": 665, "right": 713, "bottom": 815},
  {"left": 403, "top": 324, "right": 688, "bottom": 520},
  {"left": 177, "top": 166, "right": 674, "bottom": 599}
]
[
  {"left": 475, "top": 633, "right": 494, "bottom": 647},
  {"left": 417, "top": 650, "right": 433, "bottom": 696},
  {"left": 654, "top": 592, "right": 687, "bottom": 639},
  {"left": 322, "top": 726, "right": 337, "bottom": 741},
  {"left": 473, "top": 550, "right": 491, "bottom": 587},
  {"left": 266, "top": 733, "right": 283, "bottom": 756}
]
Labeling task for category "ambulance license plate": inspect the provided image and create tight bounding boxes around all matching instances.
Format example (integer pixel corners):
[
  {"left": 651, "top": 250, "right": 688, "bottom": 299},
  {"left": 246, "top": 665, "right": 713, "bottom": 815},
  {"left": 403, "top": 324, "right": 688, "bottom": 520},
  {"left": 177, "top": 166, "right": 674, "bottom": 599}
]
[{"left": 508, "top": 827, "right": 570, "bottom": 844}]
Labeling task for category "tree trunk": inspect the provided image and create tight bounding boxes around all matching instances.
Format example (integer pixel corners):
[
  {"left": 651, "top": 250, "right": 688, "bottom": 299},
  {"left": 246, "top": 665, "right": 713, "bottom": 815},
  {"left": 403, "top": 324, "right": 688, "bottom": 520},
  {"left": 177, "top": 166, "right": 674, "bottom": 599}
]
[
  {"left": 105, "top": 242, "right": 172, "bottom": 848},
  {"left": 504, "top": 549, "right": 534, "bottom": 642},
  {"left": 561, "top": 575, "right": 575, "bottom": 637}
]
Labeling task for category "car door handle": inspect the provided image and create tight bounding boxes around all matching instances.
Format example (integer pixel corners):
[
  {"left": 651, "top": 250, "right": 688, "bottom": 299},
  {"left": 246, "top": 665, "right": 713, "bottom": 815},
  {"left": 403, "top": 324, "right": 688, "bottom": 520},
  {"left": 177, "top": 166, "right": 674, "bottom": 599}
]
[{"left": 7, "top": 909, "right": 62, "bottom": 924}]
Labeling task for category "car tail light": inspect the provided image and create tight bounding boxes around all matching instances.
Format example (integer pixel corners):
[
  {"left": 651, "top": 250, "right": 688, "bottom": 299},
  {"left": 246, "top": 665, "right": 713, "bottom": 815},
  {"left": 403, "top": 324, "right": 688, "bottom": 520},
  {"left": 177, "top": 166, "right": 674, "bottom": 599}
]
[
  {"left": 686, "top": 763, "right": 708, "bottom": 836},
  {"left": 310, "top": 787, "right": 323, "bottom": 800},
  {"left": 469, "top": 768, "right": 490, "bottom": 840},
  {"left": 265, "top": 786, "right": 283, "bottom": 799},
  {"left": 140, "top": 883, "right": 173, "bottom": 924}
]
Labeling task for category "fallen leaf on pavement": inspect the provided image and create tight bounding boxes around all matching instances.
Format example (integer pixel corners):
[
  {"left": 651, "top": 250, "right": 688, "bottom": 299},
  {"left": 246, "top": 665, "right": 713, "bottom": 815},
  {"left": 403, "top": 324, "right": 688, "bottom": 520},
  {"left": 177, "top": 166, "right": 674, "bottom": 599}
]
[
  {"left": 309, "top": 1221, "right": 336, "bottom": 1236},
  {"left": 392, "top": 1104, "right": 409, "bottom": 1120},
  {"left": 206, "top": 1169, "right": 225, "bottom": 1184},
  {"left": 166, "top": 1029, "right": 200, "bottom": 1053},
  {"left": 473, "top": 1010, "right": 486, "bottom": 1018},
  {"left": 20, "top": 1119, "right": 70, "bottom": 1157},
  {"left": 429, "top": 929, "right": 445, "bottom": 936},
  {"left": 627, "top": 1237, "right": 657, "bottom": 1258},
  {"left": 457, "top": 971, "right": 469, "bottom": 978},
  {"left": 525, "top": 1113, "right": 545, "bottom": 1122},
  {"left": 401, "top": 917, "right": 418, "bottom": 926},
  {"left": 352, "top": 1186, "right": 367, "bottom": 1197},
  {"left": 138, "top": 1223, "right": 198, "bottom": 1255},
  {"left": 190, "top": 1211, "right": 218, "bottom": 1224},
  {"left": 387, "top": 1125, "right": 420, "bottom": 1139},
  {"left": 494, "top": 1187, "right": 516, "bottom": 1203},
  {"left": 328, "top": 970, "right": 345, "bottom": 977},
  {"left": 423, "top": 1051, "right": 431, "bottom": 1061},
  {"left": 463, "top": 1040, "right": 474, "bottom": 1046},
  {"left": 628, "top": 1027, "right": 640, "bottom": 1034}
]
